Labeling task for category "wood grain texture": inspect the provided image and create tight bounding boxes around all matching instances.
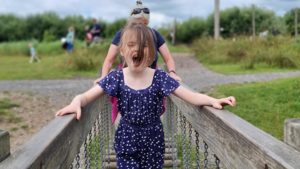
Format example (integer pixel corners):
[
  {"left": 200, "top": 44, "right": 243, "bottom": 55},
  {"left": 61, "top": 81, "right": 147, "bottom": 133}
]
[
  {"left": 0, "top": 130, "right": 10, "bottom": 162},
  {"left": 170, "top": 94, "right": 300, "bottom": 169}
]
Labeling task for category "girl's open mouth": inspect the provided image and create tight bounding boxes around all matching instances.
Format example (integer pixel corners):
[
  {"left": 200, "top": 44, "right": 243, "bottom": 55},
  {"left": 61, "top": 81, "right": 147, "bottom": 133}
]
[{"left": 132, "top": 55, "right": 142, "bottom": 66}]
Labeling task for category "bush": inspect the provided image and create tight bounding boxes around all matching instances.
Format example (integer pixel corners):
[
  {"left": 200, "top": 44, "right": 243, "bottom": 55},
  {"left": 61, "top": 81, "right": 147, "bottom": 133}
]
[
  {"left": 64, "top": 43, "right": 109, "bottom": 71},
  {"left": 192, "top": 36, "right": 300, "bottom": 70}
]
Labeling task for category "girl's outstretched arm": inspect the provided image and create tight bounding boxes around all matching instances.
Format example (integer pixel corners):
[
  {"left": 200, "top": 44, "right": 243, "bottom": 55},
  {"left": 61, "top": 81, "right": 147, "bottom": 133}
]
[
  {"left": 55, "top": 86, "right": 105, "bottom": 120},
  {"left": 173, "top": 86, "right": 236, "bottom": 109}
]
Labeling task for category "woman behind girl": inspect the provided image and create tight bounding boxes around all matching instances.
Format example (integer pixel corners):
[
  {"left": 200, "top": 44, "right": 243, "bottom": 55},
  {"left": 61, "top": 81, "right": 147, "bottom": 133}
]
[{"left": 56, "top": 23, "right": 236, "bottom": 169}]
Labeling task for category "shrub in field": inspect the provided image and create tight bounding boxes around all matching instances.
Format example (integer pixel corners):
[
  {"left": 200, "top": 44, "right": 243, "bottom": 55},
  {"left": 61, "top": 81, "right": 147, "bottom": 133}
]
[
  {"left": 226, "top": 42, "right": 248, "bottom": 63},
  {"left": 63, "top": 43, "right": 109, "bottom": 71},
  {"left": 192, "top": 36, "right": 300, "bottom": 70},
  {"left": 272, "top": 51, "right": 297, "bottom": 68},
  {"left": 0, "top": 41, "right": 29, "bottom": 56},
  {"left": 72, "top": 51, "right": 96, "bottom": 71}
]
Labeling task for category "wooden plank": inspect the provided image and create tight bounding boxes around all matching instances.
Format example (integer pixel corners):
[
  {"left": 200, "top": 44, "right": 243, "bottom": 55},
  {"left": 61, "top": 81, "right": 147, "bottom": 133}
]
[
  {"left": 0, "top": 130, "right": 10, "bottom": 162},
  {"left": 170, "top": 95, "right": 300, "bottom": 169},
  {"left": 0, "top": 97, "right": 105, "bottom": 169}
]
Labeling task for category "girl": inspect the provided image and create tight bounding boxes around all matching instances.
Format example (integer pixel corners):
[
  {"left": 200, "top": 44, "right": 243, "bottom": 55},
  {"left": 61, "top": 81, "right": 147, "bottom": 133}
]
[{"left": 56, "top": 23, "right": 236, "bottom": 169}]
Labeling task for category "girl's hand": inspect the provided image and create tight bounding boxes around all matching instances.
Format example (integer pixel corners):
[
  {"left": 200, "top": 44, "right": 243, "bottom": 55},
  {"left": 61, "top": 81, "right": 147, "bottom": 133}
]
[
  {"left": 212, "top": 96, "right": 236, "bottom": 109},
  {"left": 55, "top": 104, "right": 82, "bottom": 120}
]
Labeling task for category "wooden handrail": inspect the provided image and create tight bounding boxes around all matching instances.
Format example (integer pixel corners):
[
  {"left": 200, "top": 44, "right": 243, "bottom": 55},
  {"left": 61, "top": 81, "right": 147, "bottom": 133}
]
[
  {"left": 1, "top": 86, "right": 300, "bottom": 168},
  {"left": 0, "top": 97, "right": 103, "bottom": 169},
  {"left": 170, "top": 94, "right": 300, "bottom": 169}
]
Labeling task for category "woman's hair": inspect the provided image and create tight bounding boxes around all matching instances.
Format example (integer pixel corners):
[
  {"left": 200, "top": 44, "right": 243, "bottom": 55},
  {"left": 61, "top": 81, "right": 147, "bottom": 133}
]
[
  {"left": 119, "top": 22, "right": 155, "bottom": 67},
  {"left": 130, "top": 0, "right": 150, "bottom": 24}
]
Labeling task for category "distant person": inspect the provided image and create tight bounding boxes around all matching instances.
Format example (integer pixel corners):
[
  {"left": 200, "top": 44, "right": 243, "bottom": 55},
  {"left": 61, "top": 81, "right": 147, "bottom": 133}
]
[
  {"left": 62, "top": 26, "right": 75, "bottom": 53},
  {"left": 28, "top": 43, "right": 40, "bottom": 63},
  {"left": 85, "top": 25, "right": 93, "bottom": 47},
  {"left": 90, "top": 19, "right": 102, "bottom": 44}
]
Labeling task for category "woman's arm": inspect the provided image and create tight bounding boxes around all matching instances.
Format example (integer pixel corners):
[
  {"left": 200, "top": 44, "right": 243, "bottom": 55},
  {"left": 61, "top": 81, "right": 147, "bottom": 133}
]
[
  {"left": 159, "top": 43, "right": 182, "bottom": 81},
  {"left": 173, "top": 86, "right": 236, "bottom": 109},
  {"left": 101, "top": 44, "right": 119, "bottom": 78},
  {"left": 55, "top": 86, "right": 105, "bottom": 120},
  {"left": 93, "top": 44, "right": 119, "bottom": 84}
]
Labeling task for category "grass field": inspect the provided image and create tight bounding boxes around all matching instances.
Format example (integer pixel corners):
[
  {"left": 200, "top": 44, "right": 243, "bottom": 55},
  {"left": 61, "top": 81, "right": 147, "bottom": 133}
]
[
  {"left": 0, "top": 55, "right": 99, "bottom": 80},
  {"left": 1, "top": 39, "right": 299, "bottom": 141},
  {"left": 0, "top": 98, "right": 20, "bottom": 123},
  {"left": 210, "top": 77, "right": 300, "bottom": 140}
]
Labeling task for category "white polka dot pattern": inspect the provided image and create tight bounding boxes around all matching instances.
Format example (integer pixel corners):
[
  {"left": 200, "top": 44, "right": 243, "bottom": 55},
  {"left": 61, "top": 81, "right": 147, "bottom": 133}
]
[{"left": 99, "top": 69, "right": 179, "bottom": 168}]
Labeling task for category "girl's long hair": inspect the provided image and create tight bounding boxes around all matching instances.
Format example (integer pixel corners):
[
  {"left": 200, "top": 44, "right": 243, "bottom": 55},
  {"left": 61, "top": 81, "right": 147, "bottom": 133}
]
[{"left": 120, "top": 21, "right": 155, "bottom": 67}]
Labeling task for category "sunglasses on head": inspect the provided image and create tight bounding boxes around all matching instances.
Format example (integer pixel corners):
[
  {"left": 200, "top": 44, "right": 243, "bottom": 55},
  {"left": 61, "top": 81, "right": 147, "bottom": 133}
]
[{"left": 131, "top": 8, "right": 150, "bottom": 15}]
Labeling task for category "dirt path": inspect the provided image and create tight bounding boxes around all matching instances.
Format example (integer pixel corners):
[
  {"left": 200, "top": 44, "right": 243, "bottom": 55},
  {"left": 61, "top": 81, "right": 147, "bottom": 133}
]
[
  {"left": 0, "top": 79, "right": 94, "bottom": 152},
  {"left": 172, "top": 53, "right": 300, "bottom": 91},
  {"left": 1, "top": 53, "right": 300, "bottom": 152}
]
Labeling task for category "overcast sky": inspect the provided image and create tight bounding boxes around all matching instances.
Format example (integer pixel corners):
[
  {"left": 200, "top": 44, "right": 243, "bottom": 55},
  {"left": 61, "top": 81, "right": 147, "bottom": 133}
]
[{"left": 0, "top": 0, "right": 299, "bottom": 28}]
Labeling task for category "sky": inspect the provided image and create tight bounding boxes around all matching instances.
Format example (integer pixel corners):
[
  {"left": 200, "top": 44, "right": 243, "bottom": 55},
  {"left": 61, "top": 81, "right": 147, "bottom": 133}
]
[{"left": 0, "top": 0, "right": 299, "bottom": 28}]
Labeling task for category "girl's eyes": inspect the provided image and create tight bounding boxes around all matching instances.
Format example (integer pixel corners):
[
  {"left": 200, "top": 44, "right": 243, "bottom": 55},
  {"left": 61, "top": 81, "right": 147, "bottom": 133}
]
[
  {"left": 126, "top": 42, "right": 148, "bottom": 48},
  {"left": 127, "top": 42, "right": 135, "bottom": 47}
]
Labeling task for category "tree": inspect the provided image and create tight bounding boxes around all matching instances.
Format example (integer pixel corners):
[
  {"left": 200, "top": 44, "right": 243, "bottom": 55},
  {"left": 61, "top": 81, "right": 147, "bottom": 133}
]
[
  {"left": 284, "top": 8, "right": 300, "bottom": 37},
  {"left": 207, "top": 6, "right": 279, "bottom": 37},
  {"left": 0, "top": 14, "right": 26, "bottom": 41},
  {"left": 103, "top": 19, "right": 126, "bottom": 38},
  {"left": 176, "top": 17, "right": 207, "bottom": 43}
]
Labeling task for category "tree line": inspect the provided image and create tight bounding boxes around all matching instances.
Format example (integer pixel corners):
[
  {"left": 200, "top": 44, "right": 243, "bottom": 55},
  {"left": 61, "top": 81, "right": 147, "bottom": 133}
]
[
  {"left": 0, "top": 12, "right": 126, "bottom": 42},
  {"left": 0, "top": 6, "right": 299, "bottom": 43},
  {"left": 161, "top": 6, "right": 299, "bottom": 43}
]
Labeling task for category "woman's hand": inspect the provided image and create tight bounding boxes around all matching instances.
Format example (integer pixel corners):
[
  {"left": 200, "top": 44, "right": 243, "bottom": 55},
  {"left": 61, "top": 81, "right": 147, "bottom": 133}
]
[
  {"left": 211, "top": 96, "right": 236, "bottom": 109},
  {"left": 169, "top": 72, "right": 182, "bottom": 81},
  {"left": 93, "top": 76, "right": 105, "bottom": 86},
  {"left": 93, "top": 77, "right": 101, "bottom": 86}
]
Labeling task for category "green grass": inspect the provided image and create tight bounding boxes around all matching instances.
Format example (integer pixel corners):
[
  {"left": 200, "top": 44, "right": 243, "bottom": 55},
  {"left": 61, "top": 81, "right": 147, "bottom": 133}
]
[
  {"left": 209, "top": 77, "right": 300, "bottom": 140},
  {"left": 207, "top": 63, "right": 298, "bottom": 74},
  {"left": 0, "top": 55, "right": 99, "bottom": 80},
  {"left": 0, "top": 98, "right": 21, "bottom": 123},
  {"left": 167, "top": 42, "right": 192, "bottom": 53}
]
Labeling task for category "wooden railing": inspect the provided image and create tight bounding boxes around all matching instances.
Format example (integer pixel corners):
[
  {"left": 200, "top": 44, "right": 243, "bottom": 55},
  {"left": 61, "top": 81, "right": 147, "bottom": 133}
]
[
  {"left": 169, "top": 95, "right": 300, "bottom": 168},
  {"left": 1, "top": 85, "right": 300, "bottom": 168},
  {"left": 0, "top": 97, "right": 105, "bottom": 169}
]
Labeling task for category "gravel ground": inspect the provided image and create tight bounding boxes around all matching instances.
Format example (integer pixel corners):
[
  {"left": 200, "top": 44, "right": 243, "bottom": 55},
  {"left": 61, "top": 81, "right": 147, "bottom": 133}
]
[
  {"left": 1, "top": 53, "right": 300, "bottom": 152},
  {"left": 173, "top": 53, "right": 300, "bottom": 91},
  {"left": 0, "top": 78, "right": 94, "bottom": 152}
]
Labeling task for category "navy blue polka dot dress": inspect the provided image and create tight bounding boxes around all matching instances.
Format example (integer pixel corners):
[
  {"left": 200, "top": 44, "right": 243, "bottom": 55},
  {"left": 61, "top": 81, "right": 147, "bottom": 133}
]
[{"left": 99, "top": 69, "right": 179, "bottom": 169}]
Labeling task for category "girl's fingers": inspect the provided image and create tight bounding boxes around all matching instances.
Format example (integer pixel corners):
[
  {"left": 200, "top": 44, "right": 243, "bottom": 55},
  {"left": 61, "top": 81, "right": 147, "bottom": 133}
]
[
  {"left": 55, "top": 106, "right": 80, "bottom": 119},
  {"left": 76, "top": 107, "right": 82, "bottom": 120},
  {"left": 227, "top": 96, "right": 236, "bottom": 106},
  {"left": 219, "top": 96, "right": 236, "bottom": 107},
  {"left": 215, "top": 104, "right": 223, "bottom": 109}
]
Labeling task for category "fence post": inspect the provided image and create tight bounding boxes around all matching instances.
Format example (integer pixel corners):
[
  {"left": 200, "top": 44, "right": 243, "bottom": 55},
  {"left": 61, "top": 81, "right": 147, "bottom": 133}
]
[
  {"left": 284, "top": 118, "right": 300, "bottom": 152},
  {"left": 0, "top": 130, "right": 10, "bottom": 162}
]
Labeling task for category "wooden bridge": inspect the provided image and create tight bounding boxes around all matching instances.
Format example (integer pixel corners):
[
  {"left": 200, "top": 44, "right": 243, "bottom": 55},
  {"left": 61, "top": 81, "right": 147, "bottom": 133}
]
[{"left": 1, "top": 82, "right": 300, "bottom": 169}]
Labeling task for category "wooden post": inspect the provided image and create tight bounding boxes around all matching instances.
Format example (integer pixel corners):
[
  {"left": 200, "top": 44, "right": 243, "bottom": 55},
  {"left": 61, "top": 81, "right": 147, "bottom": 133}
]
[
  {"left": 295, "top": 9, "right": 298, "bottom": 38},
  {"left": 171, "top": 18, "right": 176, "bottom": 45},
  {"left": 214, "top": 0, "right": 220, "bottom": 40},
  {"left": 252, "top": 4, "right": 256, "bottom": 39},
  {"left": 0, "top": 130, "right": 10, "bottom": 162},
  {"left": 284, "top": 118, "right": 300, "bottom": 152}
]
